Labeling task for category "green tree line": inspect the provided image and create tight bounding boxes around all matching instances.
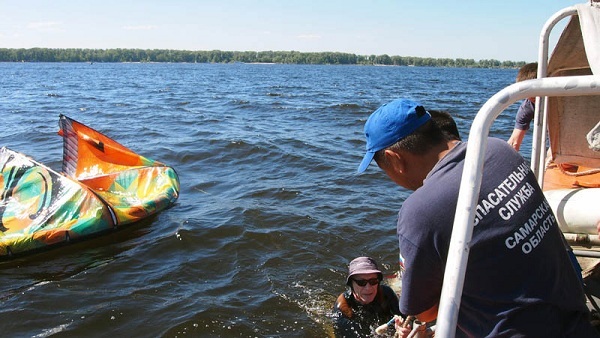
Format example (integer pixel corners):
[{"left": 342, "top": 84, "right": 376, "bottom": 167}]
[{"left": 0, "top": 48, "right": 525, "bottom": 68}]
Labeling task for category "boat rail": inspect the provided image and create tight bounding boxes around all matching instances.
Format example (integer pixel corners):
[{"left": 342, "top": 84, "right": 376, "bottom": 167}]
[
  {"left": 436, "top": 75, "right": 600, "bottom": 337},
  {"left": 436, "top": 4, "right": 600, "bottom": 335},
  {"left": 531, "top": 5, "right": 578, "bottom": 183}
]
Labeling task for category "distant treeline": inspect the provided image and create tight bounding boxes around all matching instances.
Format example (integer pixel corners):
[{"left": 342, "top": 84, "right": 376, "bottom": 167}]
[{"left": 0, "top": 48, "right": 526, "bottom": 68}]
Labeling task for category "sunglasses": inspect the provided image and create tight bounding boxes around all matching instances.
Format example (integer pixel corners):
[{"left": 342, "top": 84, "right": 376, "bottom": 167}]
[{"left": 353, "top": 278, "right": 380, "bottom": 287}]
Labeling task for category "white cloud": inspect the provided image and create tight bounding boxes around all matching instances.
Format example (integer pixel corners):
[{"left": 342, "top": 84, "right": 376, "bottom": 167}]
[
  {"left": 297, "top": 34, "right": 321, "bottom": 40},
  {"left": 122, "top": 25, "right": 158, "bottom": 31},
  {"left": 27, "top": 21, "right": 63, "bottom": 31}
]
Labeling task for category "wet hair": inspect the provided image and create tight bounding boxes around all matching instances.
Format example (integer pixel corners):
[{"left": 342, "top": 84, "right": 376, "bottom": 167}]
[{"left": 516, "top": 62, "right": 538, "bottom": 82}]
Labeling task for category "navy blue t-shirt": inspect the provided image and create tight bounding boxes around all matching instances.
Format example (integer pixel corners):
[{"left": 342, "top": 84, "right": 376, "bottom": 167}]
[
  {"left": 397, "top": 138, "right": 592, "bottom": 337},
  {"left": 514, "top": 99, "right": 535, "bottom": 131}
]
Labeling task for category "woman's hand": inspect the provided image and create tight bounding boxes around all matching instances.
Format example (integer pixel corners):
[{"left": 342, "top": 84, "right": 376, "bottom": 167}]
[{"left": 393, "top": 316, "right": 412, "bottom": 338}]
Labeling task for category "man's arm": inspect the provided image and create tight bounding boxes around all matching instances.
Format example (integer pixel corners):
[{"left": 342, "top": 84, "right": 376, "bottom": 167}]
[{"left": 507, "top": 128, "right": 527, "bottom": 151}]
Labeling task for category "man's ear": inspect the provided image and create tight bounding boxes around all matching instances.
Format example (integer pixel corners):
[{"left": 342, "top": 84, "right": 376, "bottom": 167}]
[{"left": 384, "top": 149, "right": 405, "bottom": 173}]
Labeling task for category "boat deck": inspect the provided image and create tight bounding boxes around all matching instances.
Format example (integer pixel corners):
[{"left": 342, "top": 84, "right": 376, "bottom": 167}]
[{"left": 543, "top": 162, "right": 600, "bottom": 190}]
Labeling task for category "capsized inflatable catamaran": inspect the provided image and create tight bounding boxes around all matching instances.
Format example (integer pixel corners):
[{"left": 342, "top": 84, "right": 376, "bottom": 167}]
[
  {"left": 435, "top": 1, "right": 600, "bottom": 337},
  {"left": 0, "top": 115, "right": 180, "bottom": 258}
]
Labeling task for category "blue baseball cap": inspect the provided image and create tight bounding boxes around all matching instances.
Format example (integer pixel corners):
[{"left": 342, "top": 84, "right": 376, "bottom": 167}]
[{"left": 357, "top": 99, "right": 431, "bottom": 173}]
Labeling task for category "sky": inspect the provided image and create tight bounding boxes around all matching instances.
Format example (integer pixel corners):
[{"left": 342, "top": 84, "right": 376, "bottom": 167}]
[{"left": 0, "top": 0, "right": 582, "bottom": 62}]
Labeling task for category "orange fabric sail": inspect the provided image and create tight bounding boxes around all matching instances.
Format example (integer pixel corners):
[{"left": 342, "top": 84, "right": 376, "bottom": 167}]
[
  {"left": 59, "top": 115, "right": 180, "bottom": 225},
  {"left": 59, "top": 115, "right": 160, "bottom": 179}
]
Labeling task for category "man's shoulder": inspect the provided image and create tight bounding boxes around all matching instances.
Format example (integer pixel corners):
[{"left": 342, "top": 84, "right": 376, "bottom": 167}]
[
  {"left": 486, "top": 137, "right": 519, "bottom": 154},
  {"left": 518, "top": 99, "right": 534, "bottom": 111}
]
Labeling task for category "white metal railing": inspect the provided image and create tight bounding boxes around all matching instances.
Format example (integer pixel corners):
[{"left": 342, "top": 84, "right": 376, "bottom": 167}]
[
  {"left": 435, "top": 75, "right": 600, "bottom": 337},
  {"left": 531, "top": 6, "right": 578, "bottom": 183}
]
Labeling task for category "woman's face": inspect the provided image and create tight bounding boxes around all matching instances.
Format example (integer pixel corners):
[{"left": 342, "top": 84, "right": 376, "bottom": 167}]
[{"left": 350, "top": 273, "right": 380, "bottom": 305}]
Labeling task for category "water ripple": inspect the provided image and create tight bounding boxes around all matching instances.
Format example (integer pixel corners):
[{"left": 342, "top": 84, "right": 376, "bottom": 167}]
[{"left": 0, "top": 62, "right": 519, "bottom": 337}]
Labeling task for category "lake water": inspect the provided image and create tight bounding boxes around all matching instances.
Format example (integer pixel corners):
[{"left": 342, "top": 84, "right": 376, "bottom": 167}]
[{"left": 0, "top": 63, "right": 524, "bottom": 337}]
